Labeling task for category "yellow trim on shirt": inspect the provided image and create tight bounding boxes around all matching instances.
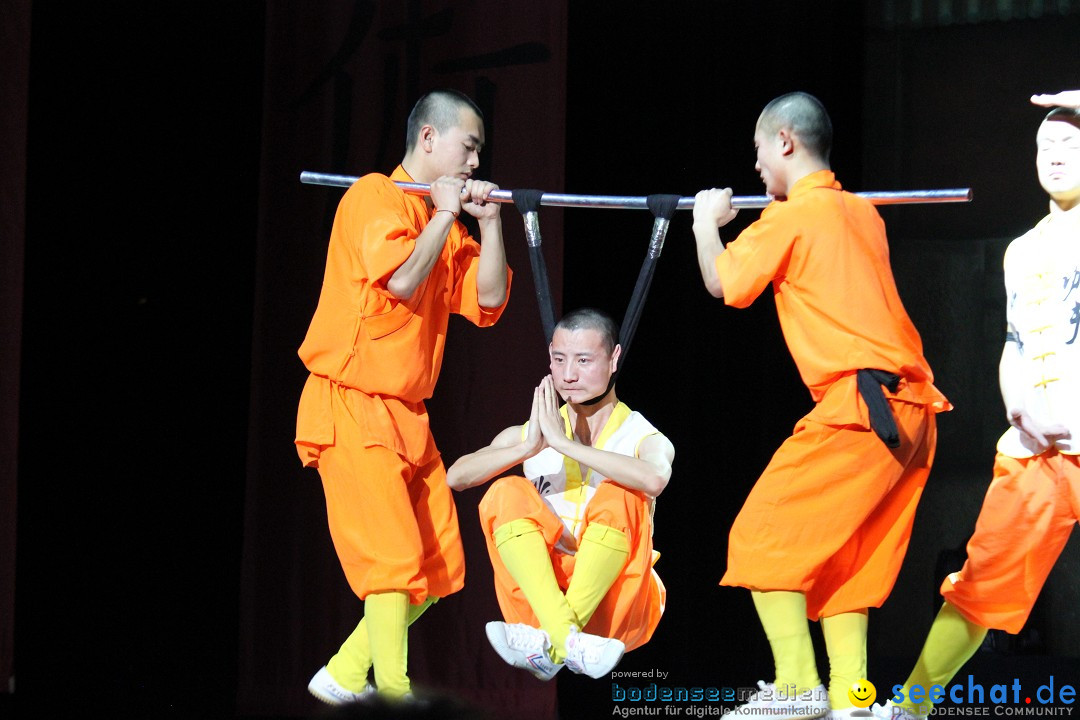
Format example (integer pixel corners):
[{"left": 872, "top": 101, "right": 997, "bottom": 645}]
[{"left": 560, "top": 402, "right": 633, "bottom": 540}]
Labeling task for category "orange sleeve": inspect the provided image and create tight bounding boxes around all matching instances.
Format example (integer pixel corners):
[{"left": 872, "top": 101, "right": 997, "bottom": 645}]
[
  {"left": 446, "top": 234, "right": 512, "bottom": 327},
  {"left": 350, "top": 175, "right": 419, "bottom": 295},
  {"left": 715, "top": 203, "right": 796, "bottom": 308}
]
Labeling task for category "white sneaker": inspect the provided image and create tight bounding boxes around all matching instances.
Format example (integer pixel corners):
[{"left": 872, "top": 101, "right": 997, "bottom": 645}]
[
  {"left": 871, "top": 702, "right": 926, "bottom": 720},
  {"left": 720, "top": 681, "right": 830, "bottom": 720},
  {"left": 307, "top": 666, "right": 376, "bottom": 705},
  {"left": 485, "top": 621, "right": 563, "bottom": 681},
  {"left": 562, "top": 625, "right": 626, "bottom": 679}
]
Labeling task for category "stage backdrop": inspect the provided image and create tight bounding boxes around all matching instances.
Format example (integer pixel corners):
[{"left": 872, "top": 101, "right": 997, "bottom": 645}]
[
  {"left": 13, "top": 4, "right": 1080, "bottom": 719},
  {"left": 0, "top": 0, "right": 31, "bottom": 697},
  {"left": 237, "top": 2, "right": 567, "bottom": 717}
]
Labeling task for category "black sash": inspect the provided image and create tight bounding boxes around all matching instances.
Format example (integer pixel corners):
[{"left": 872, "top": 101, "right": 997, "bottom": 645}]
[{"left": 856, "top": 369, "right": 901, "bottom": 448}]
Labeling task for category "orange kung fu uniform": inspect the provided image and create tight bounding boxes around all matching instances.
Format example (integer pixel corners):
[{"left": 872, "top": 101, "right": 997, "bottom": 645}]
[
  {"left": 715, "top": 170, "right": 951, "bottom": 620},
  {"left": 295, "top": 165, "right": 511, "bottom": 605}
]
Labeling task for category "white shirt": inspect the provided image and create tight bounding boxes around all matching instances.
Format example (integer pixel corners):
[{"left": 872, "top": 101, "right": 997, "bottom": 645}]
[
  {"left": 522, "top": 402, "right": 659, "bottom": 554},
  {"left": 996, "top": 204, "right": 1080, "bottom": 457}
]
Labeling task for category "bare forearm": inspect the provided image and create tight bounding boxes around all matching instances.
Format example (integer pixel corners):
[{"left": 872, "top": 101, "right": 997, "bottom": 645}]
[
  {"left": 476, "top": 217, "right": 508, "bottom": 308},
  {"left": 548, "top": 436, "right": 670, "bottom": 497},
  {"left": 387, "top": 212, "right": 455, "bottom": 299},
  {"left": 693, "top": 222, "right": 726, "bottom": 298},
  {"left": 447, "top": 442, "right": 532, "bottom": 491}
]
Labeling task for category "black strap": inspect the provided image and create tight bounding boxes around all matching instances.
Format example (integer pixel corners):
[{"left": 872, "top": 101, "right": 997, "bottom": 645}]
[
  {"left": 581, "top": 194, "right": 680, "bottom": 406},
  {"left": 511, "top": 187, "right": 676, "bottom": 405},
  {"left": 618, "top": 194, "right": 680, "bottom": 364},
  {"left": 513, "top": 189, "right": 556, "bottom": 343},
  {"left": 857, "top": 369, "right": 901, "bottom": 448}
]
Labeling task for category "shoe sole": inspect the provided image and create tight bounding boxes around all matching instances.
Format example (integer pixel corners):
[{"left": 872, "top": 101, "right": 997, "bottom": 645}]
[
  {"left": 484, "top": 623, "right": 560, "bottom": 681},
  {"left": 308, "top": 684, "right": 346, "bottom": 706},
  {"left": 307, "top": 667, "right": 374, "bottom": 705},
  {"left": 484, "top": 622, "right": 520, "bottom": 667},
  {"left": 568, "top": 642, "right": 625, "bottom": 679}
]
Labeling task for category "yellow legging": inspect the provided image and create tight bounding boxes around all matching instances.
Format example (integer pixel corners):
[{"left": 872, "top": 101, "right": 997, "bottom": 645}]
[
  {"left": 326, "top": 592, "right": 438, "bottom": 696},
  {"left": 822, "top": 610, "right": 868, "bottom": 709},
  {"left": 752, "top": 590, "right": 822, "bottom": 695},
  {"left": 495, "top": 518, "right": 629, "bottom": 662},
  {"left": 895, "top": 602, "right": 988, "bottom": 716}
]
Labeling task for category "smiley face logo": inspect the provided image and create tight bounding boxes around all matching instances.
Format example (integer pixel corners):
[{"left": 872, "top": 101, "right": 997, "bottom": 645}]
[{"left": 848, "top": 679, "right": 876, "bottom": 708}]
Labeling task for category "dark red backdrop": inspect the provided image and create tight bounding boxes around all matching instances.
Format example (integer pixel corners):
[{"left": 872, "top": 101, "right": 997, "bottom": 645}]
[
  {"left": 7, "top": 4, "right": 1080, "bottom": 720},
  {"left": 238, "top": 2, "right": 566, "bottom": 717}
]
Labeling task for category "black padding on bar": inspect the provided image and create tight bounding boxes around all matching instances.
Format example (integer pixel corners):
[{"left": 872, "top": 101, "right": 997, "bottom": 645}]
[
  {"left": 646, "top": 193, "right": 681, "bottom": 220},
  {"left": 513, "top": 188, "right": 545, "bottom": 215}
]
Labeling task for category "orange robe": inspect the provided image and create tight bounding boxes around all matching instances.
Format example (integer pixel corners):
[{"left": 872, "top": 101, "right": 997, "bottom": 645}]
[
  {"left": 715, "top": 170, "right": 950, "bottom": 619},
  {"left": 940, "top": 452, "right": 1080, "bottom": 632},
  {"left": 295, "top": 165, "right": 511, "bottom": 604}
]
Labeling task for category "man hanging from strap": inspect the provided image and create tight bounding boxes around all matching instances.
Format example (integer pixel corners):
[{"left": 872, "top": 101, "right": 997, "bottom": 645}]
[
  {"left": 447, "top": 307, "right": 675, "bottom": 680},
  {"left": 691, "top": 92, "right": 951, "bottom": 720}
]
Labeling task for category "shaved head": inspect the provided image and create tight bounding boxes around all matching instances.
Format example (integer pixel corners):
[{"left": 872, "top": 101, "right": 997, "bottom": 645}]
[
  {"left": 758, "top": 92, "right": 833, "bottom": 162},
  {"left": 554, "top": 307, "right": 619, "bottom": 356},
  {"left": 1043, "top": 106, "right": 1080, "bottom": 129},
  {"left": 405, "top": 89, "right": 484, "bottom": 153}
]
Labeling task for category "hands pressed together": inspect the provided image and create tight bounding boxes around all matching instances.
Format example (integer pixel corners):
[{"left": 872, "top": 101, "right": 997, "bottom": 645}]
[{"left": 524, "top": 376, "right": 568, "bottom": 457}]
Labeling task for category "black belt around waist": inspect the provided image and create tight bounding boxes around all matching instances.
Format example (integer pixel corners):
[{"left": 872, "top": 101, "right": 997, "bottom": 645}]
[{"left": 856, "top": 368, "right": 901, "bottom": 448}]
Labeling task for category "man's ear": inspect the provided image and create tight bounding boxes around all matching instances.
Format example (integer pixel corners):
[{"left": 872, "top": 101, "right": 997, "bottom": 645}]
[
  {"left": 778, "top": 127, "right": 795, "bottom": 157},
  {"left": 609, "top": 343, "right": 622, "bottom": 374},
  {"left": 420, "top": 124, "right": 437, "bottom": 152}
]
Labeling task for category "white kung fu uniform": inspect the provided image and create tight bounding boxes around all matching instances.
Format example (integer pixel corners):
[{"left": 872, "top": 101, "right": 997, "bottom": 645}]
[
  {"left": 941, "top": 204, "right": 1080, "bottom": 633},
  {"left": 478, "top": 402, "right": 667, "bottom": 650}
]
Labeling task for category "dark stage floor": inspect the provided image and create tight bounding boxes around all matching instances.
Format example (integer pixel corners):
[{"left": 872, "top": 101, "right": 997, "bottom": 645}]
[{"left": 1, "top": 651, "right": 1076, "bottom": 719}]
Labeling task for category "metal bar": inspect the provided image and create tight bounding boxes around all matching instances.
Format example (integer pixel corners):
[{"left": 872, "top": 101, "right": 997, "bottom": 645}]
[{"left": 299, "top": 171, "right": 973, "bottom": 209}]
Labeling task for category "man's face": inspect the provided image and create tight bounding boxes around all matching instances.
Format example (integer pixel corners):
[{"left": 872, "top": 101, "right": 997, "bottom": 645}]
[
  {"left": 548, "top": 327, "right": 618, "bottom": 404},
  {"left": 430, "top": 108, "right": 484, "bottom": 180},
  {"left": 1036, "top": 116, "right": 1080, "bottom": 210},
  {"left": 754, "top": 122, "right": 787, "bottom": 197}
]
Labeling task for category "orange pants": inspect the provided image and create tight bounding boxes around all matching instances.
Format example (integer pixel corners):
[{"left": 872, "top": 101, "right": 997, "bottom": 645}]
[
  {"left": 722, "top": 399, "right": 937, "bottom": 620},
  {"left": 315, "top": 438, "right": 464, "bottom": 605},
  {"left": 478, "top": 476, "right": 665, "bottom": 652},
  {"left": 942, "top": 451, "right": 1080, "bottom": 633}
]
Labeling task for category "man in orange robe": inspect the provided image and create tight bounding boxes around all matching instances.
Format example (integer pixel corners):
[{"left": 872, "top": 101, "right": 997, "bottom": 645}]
[
  {"left": 295, "top": 89, "right": 511, "bottom": 703},
  {"left": 691, "top": 92, "right": 950, "bottom": 720}
]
